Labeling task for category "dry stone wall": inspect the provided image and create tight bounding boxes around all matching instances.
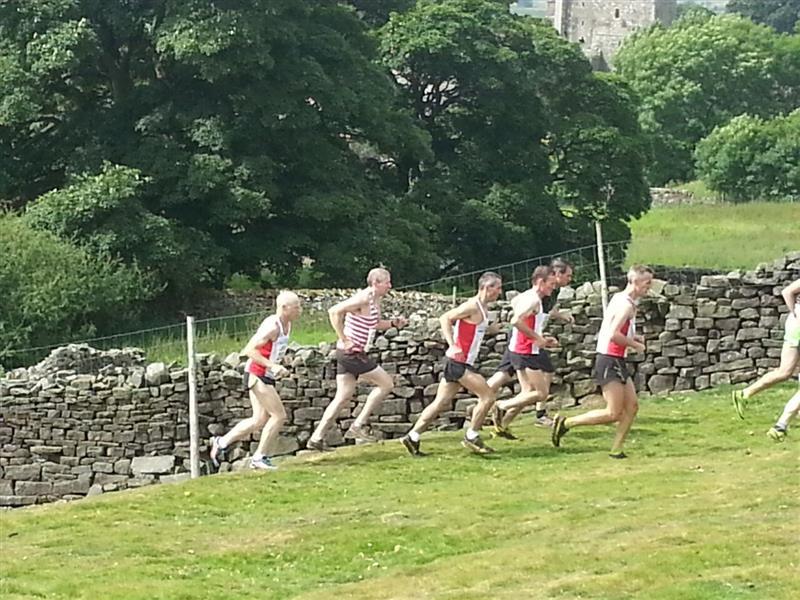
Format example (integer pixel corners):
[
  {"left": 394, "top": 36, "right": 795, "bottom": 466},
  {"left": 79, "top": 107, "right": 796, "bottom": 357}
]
[{"left": 1, "top": 252, "right": 798, "bottom": 507}]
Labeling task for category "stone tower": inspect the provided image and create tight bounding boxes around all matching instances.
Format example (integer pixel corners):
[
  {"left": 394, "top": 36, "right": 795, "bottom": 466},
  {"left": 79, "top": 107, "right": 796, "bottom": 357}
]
[{"left": 549, "top": 0, "right": 678, "bottom": 70}]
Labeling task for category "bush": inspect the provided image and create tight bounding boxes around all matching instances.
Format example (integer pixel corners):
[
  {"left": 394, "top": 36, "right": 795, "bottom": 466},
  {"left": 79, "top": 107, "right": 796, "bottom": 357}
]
[
  {"left": 0, "top": 213, "right": 157, "bottom": 366},
  {"left": 695, "top": 110, "right": 800, "bottom": 202}
]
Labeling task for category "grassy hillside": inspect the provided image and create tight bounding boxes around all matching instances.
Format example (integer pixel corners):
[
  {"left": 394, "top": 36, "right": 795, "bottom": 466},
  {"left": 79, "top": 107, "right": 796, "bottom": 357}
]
[
  {"left": 2, "top": 385, "right": 798, "bottom": 599},
  {"left": 627, "top": 202, "right": 798, "bottom": 271}
]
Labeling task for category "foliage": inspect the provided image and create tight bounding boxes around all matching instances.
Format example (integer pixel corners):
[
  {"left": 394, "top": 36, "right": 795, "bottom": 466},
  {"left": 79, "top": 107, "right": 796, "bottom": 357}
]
[
  {"left": 695, "top": 110, "right": 800, "bottom": 201},
  {"left": 727, "top": 0, "right": 800, "bottom": 33},
  {"left": 379, "top": 0, "right": 650, "bottom": 273},
  {"left": 615, "top": 13, "right": 800, "bottom": 184},
  {"left": 0, "top": 0, "right": 437, "bottom": 293},
  {"left": 2, "top": 388, "right": 798, "bottom": 599},
  {"left": 0, "top": 213, "right": 155, "bottom": 364}
]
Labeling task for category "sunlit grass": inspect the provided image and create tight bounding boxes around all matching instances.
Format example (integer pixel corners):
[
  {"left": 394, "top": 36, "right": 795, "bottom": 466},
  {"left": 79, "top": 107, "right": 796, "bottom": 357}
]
[{"left": 2, "top": 385, "right": 798, "bottom": 599}]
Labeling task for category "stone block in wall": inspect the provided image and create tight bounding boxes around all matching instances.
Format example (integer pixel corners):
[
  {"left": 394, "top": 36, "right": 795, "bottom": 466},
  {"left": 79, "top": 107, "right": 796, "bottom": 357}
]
[
  {"left": 376, "top": 398, "right": 408, "bottom": 416},
  {"left": 53, "top": 474, "right": 92, "bottom": 495},
  {"left": 731, "top": 298, "right": 760, "bottom": 310},
  {"left": 0, "top": 495, "right": 37, "bottom": 507},
  {"left": 15, "top": 481, "right": 53, "bottom": 495},
  {"left": 735, "top": 328, "right": 768, "bottom": 342},
  {"left": 0, "top": 480, "right": 13, "bottom": 495},
  {"left": 5, "top": 464, "right": 41, "bottom": 481},
  {"left": 646, "top": 374, "right": 675, "bottom": 395},
  {"left": 572, "top": 379, "right": 597, "bottom": 398},
  {"left": 713, "top": 305, "right": 734, "bottom": 318},
  {"left": 131, "top": 455, "right": 175, "bottom": 475},
  {"left": 695, "top": 375, "right": 710, "bottom": 390},
  {"left": 294, "top": 407, "right": 324, "bottom": 422},
  {"left": 710, "top": 372, "right": 731, "bottom": 386}
]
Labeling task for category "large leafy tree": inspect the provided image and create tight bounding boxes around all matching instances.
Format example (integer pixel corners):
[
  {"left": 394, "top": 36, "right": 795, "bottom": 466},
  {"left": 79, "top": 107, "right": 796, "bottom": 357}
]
[
  {"left": 615, "top": 12, "right": 799, "bottom": 184},
  {"left": 727, "top": 0, "right": 800, "bottom": 33},
  {"left": 379, "top": 0, "right": 650, "bottom": 272},
  {"left": 0, "top": 0, "right": 435, "bottom": 295}
]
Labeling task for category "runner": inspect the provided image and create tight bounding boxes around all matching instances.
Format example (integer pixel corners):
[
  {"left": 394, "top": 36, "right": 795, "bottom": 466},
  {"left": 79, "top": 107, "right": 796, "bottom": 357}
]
[
  {"left": 490, "top": 266, "right": 559, "bottom": 439},
  {"left": 306, "top": 268, "right": 407, "bottom": 451},
  {"left": 733, "top": 278, "right": 800, "bottom": 418},
  {"left": 210, "top": 290, "right": 302, "bottom": 470},
  {"left": 487, "top": 259, "right": 574, "bottom": 438},
  {"left": 400, "top": 272, "right": 503, "bottom": 456},
  {"left": 551, "top": 265, "right": 653, "bottom": 458}
]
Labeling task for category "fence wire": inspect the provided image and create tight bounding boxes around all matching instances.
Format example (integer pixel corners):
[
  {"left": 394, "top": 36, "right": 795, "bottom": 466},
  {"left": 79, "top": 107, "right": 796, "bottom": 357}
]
[{"left": 1, "top": 239, "right": 741, "bottom": 370}]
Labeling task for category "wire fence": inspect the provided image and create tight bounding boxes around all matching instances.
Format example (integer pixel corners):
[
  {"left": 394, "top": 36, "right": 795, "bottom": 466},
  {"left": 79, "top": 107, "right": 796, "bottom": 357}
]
[
  {"left": 1, "top": 238, "right": 735, "bottom": 370},
  {"left": 396, "top": 240, "right": 630, "bottom": 297}
]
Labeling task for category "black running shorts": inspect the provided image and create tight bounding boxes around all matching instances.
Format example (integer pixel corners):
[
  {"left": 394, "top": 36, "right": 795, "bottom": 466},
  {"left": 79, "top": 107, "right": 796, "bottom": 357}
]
[
  {"left": 243, "top": 371, "right": 276, "bottom": 391},
  {"left": 592, "top": 354, "right": 631, "bottom": 386},
  {"left": 336, "top": 350, "right": 378, "bottom": 376},
  {"left": 442, "top": 358, "right": 478, "bottom": 383}
]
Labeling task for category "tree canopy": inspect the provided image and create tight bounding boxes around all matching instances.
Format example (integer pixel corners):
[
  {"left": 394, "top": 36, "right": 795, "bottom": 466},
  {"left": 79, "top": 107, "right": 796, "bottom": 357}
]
[
  {"left": 615, "top": 12, "right": 799, "bottom": 184},
  {"left": 727, "top": 0, "right": 800, "bottom": 33}
]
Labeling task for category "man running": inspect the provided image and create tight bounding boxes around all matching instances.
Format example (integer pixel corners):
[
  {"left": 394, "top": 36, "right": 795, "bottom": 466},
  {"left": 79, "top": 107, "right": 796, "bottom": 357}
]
[
  {"left": 401, "top": 272, "right": 503, "bottom": 456},
  {"left": 489, "top": 259, "right": 574, "bottom": 437},
  {"left": 490, "top": 266, "right": 559, "bottom": 439},
  {"left": 733, "top": 278, "right": 800, "bottom": 418},
  {"left": 210, "top": 290, "right": 302, "bottom": 470},
  {"left": 551, "top": 265, "right": 653, "bottom": 458},
  {"left": 306, "top": 267, "right": 407, "bottom": 451}
]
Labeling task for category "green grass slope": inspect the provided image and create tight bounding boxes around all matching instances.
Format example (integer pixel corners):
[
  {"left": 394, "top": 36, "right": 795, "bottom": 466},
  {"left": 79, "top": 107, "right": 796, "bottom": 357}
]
[
  {"left": 2, "top": 385, "right": 798, "bottom": 599},
  {"left": 627, "top": 202, "right": 798, "bottom": 271}
]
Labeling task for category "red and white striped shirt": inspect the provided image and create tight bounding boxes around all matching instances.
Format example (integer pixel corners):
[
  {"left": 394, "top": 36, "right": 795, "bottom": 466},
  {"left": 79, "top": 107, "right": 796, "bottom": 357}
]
[
  {"left": 450, "top": 299, "right": 488, "bottom": 366},
  {"left": 338, "top": 293, "right": 380, "bottom": 353},
  {"left": 596, "top": 293, "right": 636, "bottom": 358}
]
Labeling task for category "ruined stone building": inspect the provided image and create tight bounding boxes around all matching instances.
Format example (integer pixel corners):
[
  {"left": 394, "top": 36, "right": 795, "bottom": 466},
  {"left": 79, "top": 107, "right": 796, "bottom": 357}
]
[{"left": 511, "top": 1, "right": 678, "bottom": 70}]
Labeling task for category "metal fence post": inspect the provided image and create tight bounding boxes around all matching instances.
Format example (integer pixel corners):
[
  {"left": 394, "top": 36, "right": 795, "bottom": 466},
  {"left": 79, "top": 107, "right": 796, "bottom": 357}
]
[{"left": 186, "top": 316, "right": 200, "bottom": 478}]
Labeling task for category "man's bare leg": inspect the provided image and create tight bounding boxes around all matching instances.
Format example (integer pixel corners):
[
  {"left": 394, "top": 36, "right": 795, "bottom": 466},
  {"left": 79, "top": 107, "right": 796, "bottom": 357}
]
[
  {"left": 308, "top": 373, "right": 356, "bottom": 448},
  {"left": 609, "top": 380, "right": 638, "bottom": 456},
  {"left": 743, "top": 345, "right": 799, "bottom": 399},
  {"left": 348, "top": 366, "right": 394, "bottom": 441}
]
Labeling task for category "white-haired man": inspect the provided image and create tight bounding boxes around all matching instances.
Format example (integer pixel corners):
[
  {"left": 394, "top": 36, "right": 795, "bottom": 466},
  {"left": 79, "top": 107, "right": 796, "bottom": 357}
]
[
  {"left": 307, "top": 267, "right": 407, "bottom": 450},
  {"left": 210, "top": 290, "right": 302, "bottom": 470},
  {"left": 552, "top": 265, "right": 653, "bottom": 458}
]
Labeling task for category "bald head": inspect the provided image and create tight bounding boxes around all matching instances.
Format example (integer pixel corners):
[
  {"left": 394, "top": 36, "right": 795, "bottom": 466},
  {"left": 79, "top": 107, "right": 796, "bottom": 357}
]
[{"left": 276, "top": 290, "right": 300, "bottom": 309}]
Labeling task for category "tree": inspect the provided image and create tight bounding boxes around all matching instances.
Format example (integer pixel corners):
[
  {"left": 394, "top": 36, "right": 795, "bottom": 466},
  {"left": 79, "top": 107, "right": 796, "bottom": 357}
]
[
  {"left": 345, "top": 1, "right": 416, "bottom": 27},
  {"left": 379, "top": 0, "right": 651, "bottom": 273},
  {"left": 0, "top": 212, "right": 155, "bottom": 366},
  {"left": 695, "top": 110, "right": 800, "bottom": 200},
  {"left": 615, "top": 13, "right": 799, "bottom": 184},
  {"left": 727, "top": 0, "right": 800, "bottom": 33},
  {"left": 0, "top": 0, "right": 436, "bottom": 295}
]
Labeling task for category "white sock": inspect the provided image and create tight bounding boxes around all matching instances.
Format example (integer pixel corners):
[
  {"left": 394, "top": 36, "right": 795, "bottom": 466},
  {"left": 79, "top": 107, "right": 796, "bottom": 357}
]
[
  {"left": 409, "top": 431, "right": 420, "bottom": 442},
  {"left": 251, "top": 452, "right": 263, "bottom": 461},
  {"left": 466, "top": 428, "right": 479, "bottom": 441}
]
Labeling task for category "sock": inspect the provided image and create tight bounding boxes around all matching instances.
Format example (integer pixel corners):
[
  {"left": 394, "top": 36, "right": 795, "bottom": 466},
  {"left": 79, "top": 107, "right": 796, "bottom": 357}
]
[
  {"left": 251, "top": 452, "right": 263, "bottom": 461},
  {"left": 466, "top": 428, "right": 479, "bottom": 441},
  {"left": 409, "top": 430, "right": 420, "bottom": 442},
  {"left": 775, "top": 421, "right": 788, "bottom": 431}
]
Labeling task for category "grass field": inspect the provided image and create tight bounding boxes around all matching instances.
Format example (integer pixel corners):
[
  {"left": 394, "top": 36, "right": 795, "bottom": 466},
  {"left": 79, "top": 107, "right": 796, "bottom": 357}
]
[
  {"left": 2, "top": 385, "right": 798, "bottom": 600},
  {"left": 627, "top": 202, "right": 798, "bottom": 271}
]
